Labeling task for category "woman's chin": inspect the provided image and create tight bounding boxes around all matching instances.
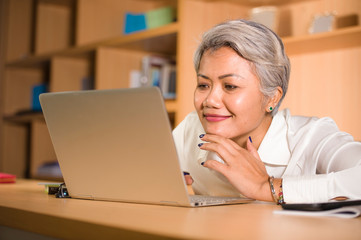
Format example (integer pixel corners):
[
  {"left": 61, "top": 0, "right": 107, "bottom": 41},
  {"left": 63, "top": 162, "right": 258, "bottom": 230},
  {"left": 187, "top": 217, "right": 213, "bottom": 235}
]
[{"left": 204, "top": 129, "right": 229, "bottom": 137}]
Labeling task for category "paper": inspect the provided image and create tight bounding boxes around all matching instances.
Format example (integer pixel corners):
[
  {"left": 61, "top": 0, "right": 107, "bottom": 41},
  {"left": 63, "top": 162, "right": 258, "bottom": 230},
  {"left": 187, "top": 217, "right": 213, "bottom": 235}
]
[{"left": 274, "top": 206, "right": 361, "bottom": 218}]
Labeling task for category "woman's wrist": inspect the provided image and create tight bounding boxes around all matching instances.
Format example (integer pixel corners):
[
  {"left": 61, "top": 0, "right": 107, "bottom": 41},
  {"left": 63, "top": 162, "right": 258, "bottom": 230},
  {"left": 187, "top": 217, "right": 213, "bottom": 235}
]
[{"left": 268, "top": 177, "right": 285, "bottom": 204}]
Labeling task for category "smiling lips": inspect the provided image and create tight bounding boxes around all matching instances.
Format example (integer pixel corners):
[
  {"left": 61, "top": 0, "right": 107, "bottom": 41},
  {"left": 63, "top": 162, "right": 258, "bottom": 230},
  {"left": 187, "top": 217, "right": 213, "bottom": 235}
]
[{"left": 204, "top": 114, "right": 232, "bottom": 122}]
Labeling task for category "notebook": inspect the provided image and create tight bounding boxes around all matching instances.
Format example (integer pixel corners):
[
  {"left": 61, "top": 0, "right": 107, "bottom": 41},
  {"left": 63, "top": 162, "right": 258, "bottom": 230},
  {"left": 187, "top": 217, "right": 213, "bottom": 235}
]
[{"left": 40, "top": 87, "right": 252, "bottom": 207}]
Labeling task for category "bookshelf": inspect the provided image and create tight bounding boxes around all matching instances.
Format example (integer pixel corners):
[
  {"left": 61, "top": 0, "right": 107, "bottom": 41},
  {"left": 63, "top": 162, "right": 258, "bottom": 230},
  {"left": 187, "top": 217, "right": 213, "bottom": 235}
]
[
  {"left": 1, "top": 0, "right": 360, "bottom": 179},
  {"left": 283, "top": 26, "right": 361, "bottom": 55},
  {"left": 6, "top": 23, "right": 178, "bottom": 67}
]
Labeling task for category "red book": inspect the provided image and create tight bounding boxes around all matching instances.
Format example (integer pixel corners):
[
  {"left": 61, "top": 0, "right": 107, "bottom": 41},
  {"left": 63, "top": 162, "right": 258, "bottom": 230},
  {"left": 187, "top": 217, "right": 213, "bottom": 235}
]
[{"left": 0, "top": 172, "right": 16, "bottom": 183}]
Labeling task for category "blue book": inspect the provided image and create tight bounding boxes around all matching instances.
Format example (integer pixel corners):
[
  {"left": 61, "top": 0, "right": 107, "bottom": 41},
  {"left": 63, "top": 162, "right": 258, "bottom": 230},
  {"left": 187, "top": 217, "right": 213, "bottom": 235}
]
[
  {"left": 32, "top": 83, "right": 47, "bottom": 111},
  {"left": 124, "top": 12, "right": 147, "bottom": 34}
]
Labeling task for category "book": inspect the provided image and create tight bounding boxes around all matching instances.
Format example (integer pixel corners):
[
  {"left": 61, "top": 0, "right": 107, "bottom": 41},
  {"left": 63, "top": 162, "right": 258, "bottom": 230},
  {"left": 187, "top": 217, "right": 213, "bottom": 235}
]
[
  {"left": 124, "top": 12, "right": 147, "bottom": 34},
  {"left": 0, "top": 172, "right": 16, "bottom": 183},
  {"left": 145, "top": 6, "right": 176, "bottom": 29},
  {"left": 32, "top": 83, "right": 47, "bottom": 111},
  {"left": 129, "top": 70, "right": 142, "bottom": 88},
  {"left": 139, "top": 55, "right": 176, "bottom": 99},
  {"left": 160, "top": 63, "right": 176, "bottom": 99}
]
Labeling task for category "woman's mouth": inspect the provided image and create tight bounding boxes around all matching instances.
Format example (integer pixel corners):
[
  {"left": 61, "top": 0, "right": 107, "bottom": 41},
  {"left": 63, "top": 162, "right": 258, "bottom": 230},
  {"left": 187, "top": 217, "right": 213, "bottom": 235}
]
[{"left": 203, "top": 114, "right": 232, "bottom": 122}]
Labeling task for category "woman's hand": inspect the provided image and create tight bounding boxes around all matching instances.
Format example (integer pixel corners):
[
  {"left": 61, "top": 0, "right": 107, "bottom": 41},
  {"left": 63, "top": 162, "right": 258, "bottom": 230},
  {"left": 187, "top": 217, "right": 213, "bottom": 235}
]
[
  {"left": 183, "top": 172, "right": 195, "bottom": 195},
  {"left": 183, "top": 171, "right": 194, "bottom": 185},
  {"left": 199, "top": 134, "right": 273, "bottom": 201}
]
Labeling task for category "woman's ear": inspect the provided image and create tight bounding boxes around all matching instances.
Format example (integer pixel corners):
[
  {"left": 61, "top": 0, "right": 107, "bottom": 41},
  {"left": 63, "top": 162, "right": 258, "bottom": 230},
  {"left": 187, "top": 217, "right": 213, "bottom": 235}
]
[{"left": 266, "top": 87, "right": 283, "bottom": 112}]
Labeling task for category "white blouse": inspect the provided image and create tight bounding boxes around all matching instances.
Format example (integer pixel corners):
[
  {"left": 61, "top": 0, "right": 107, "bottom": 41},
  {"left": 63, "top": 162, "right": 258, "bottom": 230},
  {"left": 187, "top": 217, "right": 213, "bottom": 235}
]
[{"left": 172, "top": 109, "right": 361, "bottom": 203}]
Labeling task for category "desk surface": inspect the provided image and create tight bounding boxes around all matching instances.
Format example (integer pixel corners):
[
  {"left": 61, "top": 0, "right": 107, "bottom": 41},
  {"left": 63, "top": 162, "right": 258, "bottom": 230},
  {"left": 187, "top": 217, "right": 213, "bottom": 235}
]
[{"left": 0, "top": 180, "right": 361, "bottom": 240}]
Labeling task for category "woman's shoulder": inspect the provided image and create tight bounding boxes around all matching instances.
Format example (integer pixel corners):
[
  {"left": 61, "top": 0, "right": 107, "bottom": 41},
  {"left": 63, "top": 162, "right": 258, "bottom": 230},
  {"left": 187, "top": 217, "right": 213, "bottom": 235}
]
[
  {"left": 183, "top": 111, "right": 200, "bottom": 121},
  {"left": 279, "top": 108, "right": 339, "bottom": 132},
  {"left": 178, "top": 111, "right": 202, "bottom": 128},
  {"left": 173, "top": 111, "right": 203, "bottom": 135},
  {"left": 279, "top": 109, "right": 356, "bottom": 149},
  {"left": 172, "top": 111, "right": 204, "bottom": 151}
]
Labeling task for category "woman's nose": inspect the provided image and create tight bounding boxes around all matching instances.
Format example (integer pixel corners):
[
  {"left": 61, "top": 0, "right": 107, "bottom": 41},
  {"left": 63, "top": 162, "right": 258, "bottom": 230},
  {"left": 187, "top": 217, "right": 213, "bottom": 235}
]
[{"left": 203, "top": 87, "right": 222, "bottom": 108}]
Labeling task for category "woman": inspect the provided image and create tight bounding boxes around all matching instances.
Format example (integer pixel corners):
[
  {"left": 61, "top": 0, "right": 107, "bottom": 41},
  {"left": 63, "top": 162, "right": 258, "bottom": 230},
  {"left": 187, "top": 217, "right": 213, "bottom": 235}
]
[{"left": 172, "top": 19, "right": 361, "bottom": 204}]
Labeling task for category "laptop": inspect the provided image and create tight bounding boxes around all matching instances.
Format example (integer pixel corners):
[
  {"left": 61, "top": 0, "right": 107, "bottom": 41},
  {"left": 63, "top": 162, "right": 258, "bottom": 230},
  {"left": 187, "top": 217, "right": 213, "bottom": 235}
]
[{"left": 40, "top": 87, "right": 252, "bottom": 207}]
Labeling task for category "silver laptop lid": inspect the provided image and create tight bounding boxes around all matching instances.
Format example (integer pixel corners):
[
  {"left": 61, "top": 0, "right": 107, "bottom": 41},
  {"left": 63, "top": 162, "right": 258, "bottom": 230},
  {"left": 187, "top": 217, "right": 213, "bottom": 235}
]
[{"left": 40, "top": 87, "right": 191, "bottom": 206}]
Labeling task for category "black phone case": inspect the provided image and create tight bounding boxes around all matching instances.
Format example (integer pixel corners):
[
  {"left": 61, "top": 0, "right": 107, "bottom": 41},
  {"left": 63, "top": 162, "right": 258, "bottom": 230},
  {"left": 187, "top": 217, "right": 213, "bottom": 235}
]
[{"left": 281, "top": 199, "right": 361, "bottom": 211}]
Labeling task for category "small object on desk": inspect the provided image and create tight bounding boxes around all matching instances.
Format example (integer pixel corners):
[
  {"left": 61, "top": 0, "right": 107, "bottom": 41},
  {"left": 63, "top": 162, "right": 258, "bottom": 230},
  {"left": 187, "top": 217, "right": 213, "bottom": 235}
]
[
  {"left": 0, "top": 172, "right": 16, "bottom": 183},
  {"left": 38, "top": 182, "right": 63, "bottom": 194},
  {"left": 55, "top": 183, "right": 71, "bottom": 198},
  {"left": 274, "top": 199, "right": 361, "bottom": 218}
]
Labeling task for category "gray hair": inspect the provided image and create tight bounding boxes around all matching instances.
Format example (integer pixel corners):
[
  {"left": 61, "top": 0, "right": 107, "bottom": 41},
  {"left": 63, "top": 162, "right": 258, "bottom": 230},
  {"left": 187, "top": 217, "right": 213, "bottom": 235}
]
[{"left": 194, "top": 19, "right": 290, "bottom": 115}]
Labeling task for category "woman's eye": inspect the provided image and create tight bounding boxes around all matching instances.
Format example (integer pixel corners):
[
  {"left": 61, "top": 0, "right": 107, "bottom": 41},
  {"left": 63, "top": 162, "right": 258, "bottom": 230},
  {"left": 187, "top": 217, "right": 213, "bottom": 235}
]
[
  {"left": 224, "top": 84, "right": 238, "bottom": 90},
  {"left": 197, "top": 84, "right": 209, "bottom": 89}
]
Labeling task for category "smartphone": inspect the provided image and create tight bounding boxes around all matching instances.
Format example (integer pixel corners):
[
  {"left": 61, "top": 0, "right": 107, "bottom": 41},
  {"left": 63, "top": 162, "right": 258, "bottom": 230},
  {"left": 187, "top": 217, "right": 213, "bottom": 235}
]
[{"left": 281, "top": 199, "right": 361, "bottom": 211}]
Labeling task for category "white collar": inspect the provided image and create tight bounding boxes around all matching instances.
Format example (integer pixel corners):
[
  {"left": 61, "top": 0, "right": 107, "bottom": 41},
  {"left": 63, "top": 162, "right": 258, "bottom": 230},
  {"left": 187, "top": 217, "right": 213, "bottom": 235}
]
[{"left": 258, "top": 110, "right": 291, "bottom": 166}]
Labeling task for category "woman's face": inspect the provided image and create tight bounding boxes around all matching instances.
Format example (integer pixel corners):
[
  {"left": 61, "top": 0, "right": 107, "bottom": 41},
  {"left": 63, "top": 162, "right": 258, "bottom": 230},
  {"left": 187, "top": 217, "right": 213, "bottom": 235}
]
[{"left": 194, "top": 47, "right": 272, "bottom": 145}]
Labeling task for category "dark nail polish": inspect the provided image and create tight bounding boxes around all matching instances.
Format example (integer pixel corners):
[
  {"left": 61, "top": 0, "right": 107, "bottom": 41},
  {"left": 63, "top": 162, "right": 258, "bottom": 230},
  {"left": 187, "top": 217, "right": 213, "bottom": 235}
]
[
  {"left": 183, "top": 171, "right": 190, "bottom": 176},
  {"left": 198, "top": 143, "right": 204, "bottom": 147},
  {"left": 201, "top": 162, "right": 205, "bottom": 166},
  {"left": 249, "top": 136, "right": 253, "bottom": 143},
  {"left": 199, "top": 134, "right": 205, "bottom": 138}
]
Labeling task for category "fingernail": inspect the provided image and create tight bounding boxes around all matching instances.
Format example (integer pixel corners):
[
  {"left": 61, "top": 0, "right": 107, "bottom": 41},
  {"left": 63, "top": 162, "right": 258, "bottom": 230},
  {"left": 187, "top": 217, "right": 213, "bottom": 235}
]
[
  {"left": 201, "top": 162, "right": 205, "bottom": 166},
  {"left": 198, "top": 143, "right": 204, "bottom": 147},
  {"left": 199, "top": 134, "right": 205, "bottom": 138},
  {"left": 249, "top": 136, "right": 253, "bottom": 143},
  {"left": 183, "top": 172, "right": 190, "bottom": 176}
]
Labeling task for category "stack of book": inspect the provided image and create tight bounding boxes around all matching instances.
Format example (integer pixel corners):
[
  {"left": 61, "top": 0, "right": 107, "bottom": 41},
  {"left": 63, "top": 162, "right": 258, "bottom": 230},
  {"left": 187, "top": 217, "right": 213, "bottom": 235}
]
[
  {"left": 130, "top": 55, "right": 176, "bottom": 99},
  {"left": 124, "top": 6, "right": 176, "bottom": 34}
]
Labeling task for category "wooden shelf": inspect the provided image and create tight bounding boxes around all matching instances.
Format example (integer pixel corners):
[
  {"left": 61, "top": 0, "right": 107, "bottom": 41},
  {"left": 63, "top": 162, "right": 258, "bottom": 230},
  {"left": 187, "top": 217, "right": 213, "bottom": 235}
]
[
  {"left": 6, "top": 22, "right": 178, "bottom": 68},
  {"left": 3, "top": 112, "right": 44, "bottom": 125},
  {"left": 284, "top": 26, "right": 361, "bottom": 55},
  {"left": 4, "top": 99, "right": 177, "bottom": 125},
  {"left": 165, "top": 99, "right": 177, "bottom": 113}
]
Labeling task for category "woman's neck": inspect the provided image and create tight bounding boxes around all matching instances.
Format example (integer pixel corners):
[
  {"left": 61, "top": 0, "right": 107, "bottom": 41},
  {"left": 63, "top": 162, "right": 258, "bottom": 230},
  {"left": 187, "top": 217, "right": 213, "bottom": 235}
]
[{"left": 232, "top": 114, "right": 273, "bottom": 150}]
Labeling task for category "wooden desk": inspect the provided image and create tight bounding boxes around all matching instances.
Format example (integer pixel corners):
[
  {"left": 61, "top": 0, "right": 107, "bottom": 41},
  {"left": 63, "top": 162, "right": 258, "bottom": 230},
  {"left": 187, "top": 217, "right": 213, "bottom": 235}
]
[{"left": 0, "top": 180, "right": 360, "bottom": 240}]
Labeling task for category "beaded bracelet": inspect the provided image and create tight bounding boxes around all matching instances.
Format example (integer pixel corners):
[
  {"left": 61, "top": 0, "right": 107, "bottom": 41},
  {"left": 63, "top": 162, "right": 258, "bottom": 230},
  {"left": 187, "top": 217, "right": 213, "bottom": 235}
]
[
  {"left": 278, "top": 183, "right": 285, "bottom": 205},
  {"left": 268, "top": 176, "right": 285, "bottom": 205}
]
